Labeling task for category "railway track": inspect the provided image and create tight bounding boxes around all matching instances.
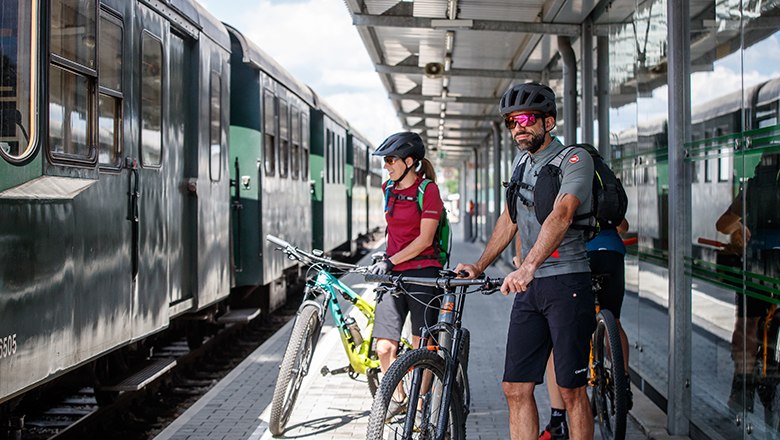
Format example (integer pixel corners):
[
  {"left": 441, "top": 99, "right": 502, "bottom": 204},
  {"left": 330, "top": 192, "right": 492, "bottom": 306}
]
[{"left": 13, "top": 304, "right": 298, "bottom": 440}]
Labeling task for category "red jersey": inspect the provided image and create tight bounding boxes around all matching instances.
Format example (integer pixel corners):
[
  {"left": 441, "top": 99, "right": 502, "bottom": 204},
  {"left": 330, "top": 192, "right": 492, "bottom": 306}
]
[{"left": 383, "top": 176, "right": 444, "bottom": 272}]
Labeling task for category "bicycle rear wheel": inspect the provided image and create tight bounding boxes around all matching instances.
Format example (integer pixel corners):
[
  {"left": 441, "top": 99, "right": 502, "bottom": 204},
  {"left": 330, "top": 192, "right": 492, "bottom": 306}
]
[
  {"left": 591, "top": 309, "right": 628, "bottom": 440},
  {"left": 366, "top": 349, "right": 466, "bottom": 440},
  {"left": 268, "top": 304, "right": 321, "bottom": 436}
]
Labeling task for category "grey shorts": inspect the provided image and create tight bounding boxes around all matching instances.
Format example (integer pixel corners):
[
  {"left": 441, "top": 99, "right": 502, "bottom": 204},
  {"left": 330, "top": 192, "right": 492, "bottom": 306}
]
[
  {"left": 373, "top": 266, "right": 442, "bottom": 340},
  {"left": 503, "top": 272, "right": 595, "bottom": 388}
]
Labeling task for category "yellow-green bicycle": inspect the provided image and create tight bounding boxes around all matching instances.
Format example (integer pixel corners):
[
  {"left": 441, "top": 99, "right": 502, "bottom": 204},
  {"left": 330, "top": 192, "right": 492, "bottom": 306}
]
[{"left": 265, "top": 235, "right": 410, "bottom": 437}]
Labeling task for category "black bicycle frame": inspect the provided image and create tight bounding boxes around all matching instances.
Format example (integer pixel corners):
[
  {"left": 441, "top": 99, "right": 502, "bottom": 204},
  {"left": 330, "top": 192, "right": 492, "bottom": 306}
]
[{"left": 403, "top": 286, "right": 469, "bottom": 440}]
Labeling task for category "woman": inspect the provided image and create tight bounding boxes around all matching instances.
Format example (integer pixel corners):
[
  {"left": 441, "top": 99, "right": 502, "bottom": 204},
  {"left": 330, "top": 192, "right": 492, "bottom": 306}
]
[{"left": 368, "top": 131, "right": 443, "bottom": 418}]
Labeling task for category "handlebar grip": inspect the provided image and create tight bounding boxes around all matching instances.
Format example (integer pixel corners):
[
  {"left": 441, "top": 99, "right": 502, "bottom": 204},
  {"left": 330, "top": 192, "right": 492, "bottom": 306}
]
[
  {"left": 266, "top": 234, "right": 290, "bottom": 248},
  {"left": 364, "top": 273, "right": 394, "bottom": 283}
]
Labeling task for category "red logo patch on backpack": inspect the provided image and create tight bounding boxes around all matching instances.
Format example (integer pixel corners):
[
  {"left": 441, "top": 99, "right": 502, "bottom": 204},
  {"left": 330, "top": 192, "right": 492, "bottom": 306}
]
[{"left": 568, "top": 155, "right": 580, "bottom": 164}]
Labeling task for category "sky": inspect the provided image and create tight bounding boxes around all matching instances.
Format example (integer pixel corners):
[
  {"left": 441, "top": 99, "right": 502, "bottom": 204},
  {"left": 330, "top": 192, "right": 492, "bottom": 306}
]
[{"left": 196, "top": 0, "right": 402, "bottom": 147}]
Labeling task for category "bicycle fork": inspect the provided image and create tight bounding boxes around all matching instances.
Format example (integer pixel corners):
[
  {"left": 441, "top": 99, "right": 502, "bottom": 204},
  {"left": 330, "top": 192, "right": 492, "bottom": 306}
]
[{"left": 405, "top": 294, "right": 465, "bottom": 440}]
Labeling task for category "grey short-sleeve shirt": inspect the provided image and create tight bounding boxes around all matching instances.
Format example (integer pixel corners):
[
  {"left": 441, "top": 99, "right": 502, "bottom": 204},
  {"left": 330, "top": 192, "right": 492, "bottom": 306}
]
[{"left": 511, "top": 138, "right": 593, "bottom": 277}]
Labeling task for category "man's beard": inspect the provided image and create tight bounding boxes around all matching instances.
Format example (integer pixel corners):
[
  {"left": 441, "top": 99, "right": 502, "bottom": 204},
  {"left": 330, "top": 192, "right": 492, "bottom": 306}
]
[{"left": 516, "top": 130, "right": 546, "bottom": 153}]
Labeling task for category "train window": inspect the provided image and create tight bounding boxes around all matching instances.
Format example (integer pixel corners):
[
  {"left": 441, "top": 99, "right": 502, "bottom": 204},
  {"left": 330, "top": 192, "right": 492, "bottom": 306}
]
[
  {"left": 49, "top": 0, "right": 99, "bottom": 164},
  {"left": 98, "top": 95, "right": 121, "bottom": 166},
  {"left": 51, "top": 0, "right": 97, "bottom": 70},
  {"left": 718, "top": 148, "right": 730, "bottom": 182},
  {"left": 291, "top": 109, "right": 300, "bottom": 179},
  {"left": 49, "top": 67, "right": 92, "bottom": 158},
  {"left": 302, "top": 114, "right": 309, "bottom": 180},
  {"left": 263, "top": 89, "right": 276, "bottom": 176},
  {"left": 140, "top": 31, "right": 162, "bottom": 167},
  {"left": 97, "top": 12, "right": 123, "bottom": 168},
  {"left": 339, "top": 136, "right": 345, "bottom": 183},
  {"left": 279, "top": 99, "right": 289, "bottom": 178},
  {"left": 209, "top": 71, "right": 222, "bottom": 181},
  {"left": 0, "top": 0, "right": 37, "bottom": 162},
  {"left": 325, "top": 128, "right": 331, "bottom": 183},
  {"left": 756, "top": 104, "right": 777, "bottom": 129}
]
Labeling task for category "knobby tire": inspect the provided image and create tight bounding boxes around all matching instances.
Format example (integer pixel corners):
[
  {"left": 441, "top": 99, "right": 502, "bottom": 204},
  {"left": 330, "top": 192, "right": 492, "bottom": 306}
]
[
  {"left": 366, "top": 349, "right": 466, "bottom": 440},
  {"left": 268, "top": 304, "right": 321, "bottom": 436},
  {"left": 592, "top": 309, "right": 628, "bottom": 440}
]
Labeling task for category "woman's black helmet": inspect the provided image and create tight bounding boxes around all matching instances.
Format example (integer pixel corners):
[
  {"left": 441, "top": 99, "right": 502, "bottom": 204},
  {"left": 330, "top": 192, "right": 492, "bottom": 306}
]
[
  {"left": 499, "top": 82, "right": 557, "bottom": 119},
  {"left": 373, "top": 131, "right": 425, "bottom": 160}
]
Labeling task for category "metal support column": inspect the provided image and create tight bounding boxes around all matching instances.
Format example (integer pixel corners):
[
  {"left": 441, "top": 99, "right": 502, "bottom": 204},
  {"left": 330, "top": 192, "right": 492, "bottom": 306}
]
[
  {"left": 492, "top": 122, "right": 502, "bottom": 227},
  {"left": 557, "top": 36, "right": 577, "bottom": 144},
  {"left": 581, "top": 19, "right": 594, "bottom": 145},
  {"left": 597, "top": 35, "right": 610, "bottom": 159},
  {"left": 473, "top": 147, "right": 480, "bottom": 241},
  {"left": 666, "top": 0, "right": 692, "bottom": 435}
]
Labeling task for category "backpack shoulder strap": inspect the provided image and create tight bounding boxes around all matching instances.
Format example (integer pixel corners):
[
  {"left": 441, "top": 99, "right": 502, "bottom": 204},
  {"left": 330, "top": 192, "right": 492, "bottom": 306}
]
[
  {"left": 384, "top": 180, "right": 395, "bottom": 211},
  {"left": 548, "top": 146, "right": 577, "bottom": 169},
  {"left": 417, "top": 179, "right": 431, "bottom": 212}
]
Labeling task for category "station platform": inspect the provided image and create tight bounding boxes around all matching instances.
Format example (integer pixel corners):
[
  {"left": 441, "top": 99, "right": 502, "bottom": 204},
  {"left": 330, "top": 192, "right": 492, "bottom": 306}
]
[{"left": 154, "top": 227, "right": 687, "bottom": 440}]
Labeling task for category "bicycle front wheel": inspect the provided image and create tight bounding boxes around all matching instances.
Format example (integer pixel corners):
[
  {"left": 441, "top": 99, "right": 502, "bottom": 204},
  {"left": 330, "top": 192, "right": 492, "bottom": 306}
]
[
  {"left": 366, "top": 349, "right": 466, "bottom": 440},
  {"left": 268, "top": 304, "right": 321, "bottom": 436},
  {"left": 592, "top": 309, "right": 628, "bottom": 440}
]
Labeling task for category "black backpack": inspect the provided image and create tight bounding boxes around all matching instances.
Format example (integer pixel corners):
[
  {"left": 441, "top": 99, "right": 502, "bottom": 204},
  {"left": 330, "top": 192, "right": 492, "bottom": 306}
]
[
  {"left": 575, "top": 143, "right": 628, "bottom": 232},
  {"left": 504, "top": 143, "right": 627, "bottom": 240}
]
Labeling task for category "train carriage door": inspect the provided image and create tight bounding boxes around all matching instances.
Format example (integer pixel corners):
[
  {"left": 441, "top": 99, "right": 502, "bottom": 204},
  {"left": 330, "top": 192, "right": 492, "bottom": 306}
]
[
  {"left": 167, "top": 30, "right": 194, "bottom": 311},
  {"left": 134, "top": 6, "right": 169, "bottom": 334}
]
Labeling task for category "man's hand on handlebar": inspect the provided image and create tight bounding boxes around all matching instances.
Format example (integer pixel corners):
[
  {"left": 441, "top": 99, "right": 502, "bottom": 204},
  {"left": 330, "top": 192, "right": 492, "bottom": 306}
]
[
  {"left": 454, "top": 263, "right": 481, "bottom": 279},
  {"left": 500, "top": 264, "right": 535, "bottom": 295}
]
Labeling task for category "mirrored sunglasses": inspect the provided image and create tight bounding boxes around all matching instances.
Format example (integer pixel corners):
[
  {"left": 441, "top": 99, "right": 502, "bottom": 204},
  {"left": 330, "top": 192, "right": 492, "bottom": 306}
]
[{"left": 504, "top": 113, "right": 540, "bottom": 129}]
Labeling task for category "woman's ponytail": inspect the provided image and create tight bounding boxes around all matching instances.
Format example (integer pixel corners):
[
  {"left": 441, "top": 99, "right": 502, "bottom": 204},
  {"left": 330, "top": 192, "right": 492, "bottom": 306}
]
[{"left": 419, "top": 158, "right": 437, "bottom": 183}]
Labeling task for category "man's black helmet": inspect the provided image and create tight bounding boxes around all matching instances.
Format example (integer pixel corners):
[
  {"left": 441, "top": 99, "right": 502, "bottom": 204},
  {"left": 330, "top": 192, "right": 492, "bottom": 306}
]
[
  {"left": 499, "top": 82, "right": 557, "bottom": 119},
  {"left": 373, "top": 131, "right": 425, "bottom": 160}
]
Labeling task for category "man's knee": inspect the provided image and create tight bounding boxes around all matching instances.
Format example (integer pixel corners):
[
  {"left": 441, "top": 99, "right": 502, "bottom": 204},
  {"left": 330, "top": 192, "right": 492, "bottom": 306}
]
[
  {"left": 558, "top": 385, "right": 588, "bottom": 405},
  {"left": 502, "top": 382, "right": 534, "bottom": 402}
]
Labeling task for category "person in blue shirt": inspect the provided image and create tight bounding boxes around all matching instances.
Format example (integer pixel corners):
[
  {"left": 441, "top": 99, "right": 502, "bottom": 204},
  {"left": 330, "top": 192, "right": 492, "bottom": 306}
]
[{"left": 537, "top": 220, "right": 630, "bottom": 440}]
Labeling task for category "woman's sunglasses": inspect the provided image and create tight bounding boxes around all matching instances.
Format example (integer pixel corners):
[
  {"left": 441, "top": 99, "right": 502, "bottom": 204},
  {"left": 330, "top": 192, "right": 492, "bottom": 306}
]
[
  {"left": 504, "top": 113, "right": 541, "bottom": 129},
  {"left": 383, "top": 156, "right": 402, "bottom": 165}
]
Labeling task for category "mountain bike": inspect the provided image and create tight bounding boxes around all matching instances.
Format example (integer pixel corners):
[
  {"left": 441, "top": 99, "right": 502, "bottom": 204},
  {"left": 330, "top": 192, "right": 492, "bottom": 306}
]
[
  {"left": 590, "top": 272, "right": 629, "bottom": 440},
  {"left": 265, "top": 235, "right": 411, "bottom": 436},
  {"left": 364, "top": 271, "right": 503, "bottom": 440}
]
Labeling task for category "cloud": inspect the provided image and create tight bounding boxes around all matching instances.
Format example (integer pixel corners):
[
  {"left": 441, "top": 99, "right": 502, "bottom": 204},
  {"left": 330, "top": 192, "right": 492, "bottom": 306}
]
[{"left": 196, "top": 0, "right": 401, "bottom": 146}]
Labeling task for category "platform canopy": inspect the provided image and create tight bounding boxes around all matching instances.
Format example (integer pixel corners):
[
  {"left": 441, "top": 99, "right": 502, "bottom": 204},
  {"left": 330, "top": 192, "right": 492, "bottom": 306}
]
[{"left": 342, "top": 0, "right": 637, "bottom": 160}]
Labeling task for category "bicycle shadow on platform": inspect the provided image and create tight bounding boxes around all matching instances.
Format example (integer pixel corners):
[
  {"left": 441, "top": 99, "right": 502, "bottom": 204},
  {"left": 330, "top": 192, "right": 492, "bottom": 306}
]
[{"left": 277, "top": 409, "right": 371, "bottom": 438}]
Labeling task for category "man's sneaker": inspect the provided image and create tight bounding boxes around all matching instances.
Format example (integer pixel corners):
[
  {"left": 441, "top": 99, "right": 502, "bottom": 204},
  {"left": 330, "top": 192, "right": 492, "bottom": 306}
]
[
  {"left": 538, "top": 423, "right": 569, "bottom": 440},
  {"left": 385, "top": 397, "right": 407, "bottom": 422}
]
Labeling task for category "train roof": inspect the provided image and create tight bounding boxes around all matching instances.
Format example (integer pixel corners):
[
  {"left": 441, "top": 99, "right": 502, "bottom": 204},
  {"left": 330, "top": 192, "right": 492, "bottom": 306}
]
[
  {"left": 170, "top": 0, "right": 230, "bottom": 51},
  {"left": 348, "top": 126, "right": 374, "bottom": 148},
  {"left": 757, "top": 77, "right": 780, "bottom": 107},
  {"left": 223, "top": 24, "right": 315, "bottom": 107},
  {"left": 307, "top": 87, "right": 351, "bottom": 129},
  {"left": 691, "top": 82, "right": 764, "bottom": 124}
]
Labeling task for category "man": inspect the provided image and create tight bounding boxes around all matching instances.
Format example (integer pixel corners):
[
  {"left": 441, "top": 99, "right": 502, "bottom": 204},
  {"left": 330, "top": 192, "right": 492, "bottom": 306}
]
[{"left": 455, "top": 82, "right": 595, "bottom": 440}]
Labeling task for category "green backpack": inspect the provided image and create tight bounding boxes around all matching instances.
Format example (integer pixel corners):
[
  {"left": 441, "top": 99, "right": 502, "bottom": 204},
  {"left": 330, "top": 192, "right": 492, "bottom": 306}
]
[{"left": 384, "top": 179, "right": 452, "bottom": 267}]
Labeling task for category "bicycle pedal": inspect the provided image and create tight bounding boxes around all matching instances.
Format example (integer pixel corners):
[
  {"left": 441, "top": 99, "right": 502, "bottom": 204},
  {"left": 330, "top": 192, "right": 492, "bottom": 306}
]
[{"left": 322, "top": 365, "right": 350, "bottom": 375}]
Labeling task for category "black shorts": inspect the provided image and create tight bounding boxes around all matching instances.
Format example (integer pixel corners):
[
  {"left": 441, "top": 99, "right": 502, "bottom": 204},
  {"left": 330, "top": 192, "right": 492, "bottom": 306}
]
[
  {"left": 503, "top": 272, "right": 595, "bottom": 388},
  {"left": 373, "top": 266, "right": 442, "bottom": 340},
  {"left": 588, "top": 251, "right": 626, "bottom": 319}
]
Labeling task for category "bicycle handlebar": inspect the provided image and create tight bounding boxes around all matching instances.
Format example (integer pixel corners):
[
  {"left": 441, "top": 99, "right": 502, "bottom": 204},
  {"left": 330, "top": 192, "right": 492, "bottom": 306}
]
[
  {"left": 697, "top": 237, "right": 727, "bottom": 249},
  {"left": 365, "top": 273, "right": 503, "bottom": 291},
  {"left": 265, "top": 234, "right": 359, "bottom": 270}
]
